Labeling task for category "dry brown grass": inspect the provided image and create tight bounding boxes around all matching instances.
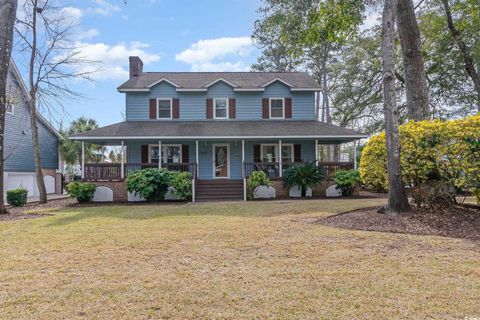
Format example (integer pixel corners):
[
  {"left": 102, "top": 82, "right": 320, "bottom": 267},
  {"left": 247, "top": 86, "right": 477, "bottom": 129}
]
[{"left": 1, "top": 198, "right": 479, "bottom": 319}]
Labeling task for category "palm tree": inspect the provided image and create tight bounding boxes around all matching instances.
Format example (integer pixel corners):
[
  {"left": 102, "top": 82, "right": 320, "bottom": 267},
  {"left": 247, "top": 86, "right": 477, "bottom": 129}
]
[
  {"left": 60, "top": 117, "right": 100, "bottom": 165},
  {"left": 283, "top": 162, "right": 325, "bottom": 197}
]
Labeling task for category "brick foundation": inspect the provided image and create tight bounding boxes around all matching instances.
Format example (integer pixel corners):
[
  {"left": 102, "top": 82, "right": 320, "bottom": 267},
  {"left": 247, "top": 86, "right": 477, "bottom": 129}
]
[{"left": 91, "top": 181, "right": 127, "bottom": 202}]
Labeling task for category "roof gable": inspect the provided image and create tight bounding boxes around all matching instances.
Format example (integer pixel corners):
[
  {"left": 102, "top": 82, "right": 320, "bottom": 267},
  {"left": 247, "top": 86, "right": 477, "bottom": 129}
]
[{"left": 203, "top": 77, "right": 238, "bottom": 88}]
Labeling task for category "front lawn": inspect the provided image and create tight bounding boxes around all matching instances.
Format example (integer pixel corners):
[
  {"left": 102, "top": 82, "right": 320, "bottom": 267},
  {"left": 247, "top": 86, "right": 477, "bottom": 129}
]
[{"left": 0, "top": 199, "right": 479, "bottom": 319}]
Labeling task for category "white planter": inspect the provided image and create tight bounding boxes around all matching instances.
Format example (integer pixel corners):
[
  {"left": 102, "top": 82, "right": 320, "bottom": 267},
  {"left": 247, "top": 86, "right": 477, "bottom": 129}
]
[
  {"left": 164, "top": 186, "right": 184, "bottom": 201},
  {"left": 253, "top": 185, "right": 276, "bottom": 199},
  {"left": 289, "top": 186, "right": 312, "bottom": 198},
  {"left": 127, "top": 191, "right": 145, "bottom": 202},
  {"left": 326, "top": 184, "right": 342, "bottom": 197}
]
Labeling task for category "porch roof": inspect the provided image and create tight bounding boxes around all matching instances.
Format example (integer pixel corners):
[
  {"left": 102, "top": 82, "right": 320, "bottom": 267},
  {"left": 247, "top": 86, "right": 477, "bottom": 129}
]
[{"left": 70, "top": 120, "right": 367, "bottom": 144}]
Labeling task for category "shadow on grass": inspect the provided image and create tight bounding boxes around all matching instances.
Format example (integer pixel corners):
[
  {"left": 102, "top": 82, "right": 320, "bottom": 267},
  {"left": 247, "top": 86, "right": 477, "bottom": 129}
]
[{"left": 44, "top": 198, "right": 386, "bottom": 227}]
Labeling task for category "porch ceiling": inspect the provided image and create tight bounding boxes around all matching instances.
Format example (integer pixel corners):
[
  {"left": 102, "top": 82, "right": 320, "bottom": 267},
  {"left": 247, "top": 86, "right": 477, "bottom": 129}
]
[{"left": 70, "top": 120, "right": 367, "bottom": 144}]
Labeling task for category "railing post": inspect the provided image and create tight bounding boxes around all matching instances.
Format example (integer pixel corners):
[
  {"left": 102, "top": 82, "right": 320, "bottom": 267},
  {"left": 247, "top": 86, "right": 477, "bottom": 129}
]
[
  {"left": 195, "top": 140, "right": 199, "bottom": 179},
  {"left": 315, "top": 139, "right": 319, "bottom": 166},
  {"left": 242, "top": 140, "right": 246, "bottom": 201},
  {"left": 120, "top": 141, "right": 125, "bottom": 179},
  {"left": 81, "top": 141, "right": 85, "bottom": 179},
  {"left": 278, "top": 139, "right": 282, "bottom": 178},
  {"left": 158, "top": 140, "right": 162, "bottom": 168},
  {"left": 353, "top": 141, "right": 357, "bottom": 169}
]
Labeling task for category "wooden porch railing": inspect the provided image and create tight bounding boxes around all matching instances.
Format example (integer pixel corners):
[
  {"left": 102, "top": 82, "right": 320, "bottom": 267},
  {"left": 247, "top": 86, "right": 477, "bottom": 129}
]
[
  {"left": 243, "top": 161, "right": 354, "bottom": 180},
  {"left": 83, "top": 162, "right": 197, "bottom": 181}
]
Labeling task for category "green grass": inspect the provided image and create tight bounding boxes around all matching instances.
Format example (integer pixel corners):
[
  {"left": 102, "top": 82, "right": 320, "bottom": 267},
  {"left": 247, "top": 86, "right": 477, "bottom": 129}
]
[{"left": 1, "top": 199, "right": 479, "bottom": 319}]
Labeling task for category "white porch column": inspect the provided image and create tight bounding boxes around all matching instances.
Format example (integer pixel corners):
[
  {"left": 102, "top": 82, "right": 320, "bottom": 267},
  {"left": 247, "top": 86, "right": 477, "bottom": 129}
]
[
  {"left": 315, "top": 139, "right": 319, "bottom": 166},
  {"left": 158, "top": 140, "right": 162, "bottom": 168},
  {"left": 81, "top": 141, "right": 85, "bottom": 179},
  {"left": 195, "top": 140, "right": 199, "bottom": 179},
  {"left": 278, "top": 139, "right": 282, "bottom": 177},
  {"left": 242, "top": 140, "right": 246, "bottom": 201},
  {"left": 353, "top": 141, "right": 358, "bottom": 169},
  {"left": 120, "top": 141, "right": 125, "bottom": 179}
]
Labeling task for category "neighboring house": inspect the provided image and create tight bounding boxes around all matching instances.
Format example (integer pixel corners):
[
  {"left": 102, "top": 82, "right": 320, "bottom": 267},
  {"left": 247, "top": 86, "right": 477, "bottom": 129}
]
[
  {"left": 4, "top": 59, "right": 63, "bottom": 197},
  {"left": 72, "top": 56, "right": 365, "bottom": 201}
]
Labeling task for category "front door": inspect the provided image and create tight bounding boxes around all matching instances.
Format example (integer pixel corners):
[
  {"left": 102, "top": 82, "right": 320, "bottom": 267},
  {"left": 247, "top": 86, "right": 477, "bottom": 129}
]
[{"left": 212, "top": 144, "right": 229, "bottom": 178}]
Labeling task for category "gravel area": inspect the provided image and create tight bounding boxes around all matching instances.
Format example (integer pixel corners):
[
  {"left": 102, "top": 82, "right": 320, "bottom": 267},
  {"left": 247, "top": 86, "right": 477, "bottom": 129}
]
[
  {"left": 0, "top": 198, "right": 76, "bottom": 221},
  {"left": 317, "top": 204, "right": 480, "bottom": 241}
]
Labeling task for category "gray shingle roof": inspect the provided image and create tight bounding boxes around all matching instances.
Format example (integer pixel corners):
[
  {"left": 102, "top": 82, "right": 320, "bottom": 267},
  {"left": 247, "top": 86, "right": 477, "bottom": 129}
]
[
  {"left": 117, "top": 72, "right": 321, "bottom": 90},
  {"left": 71, "top": 121, "right": 366, "bottom": 142}
]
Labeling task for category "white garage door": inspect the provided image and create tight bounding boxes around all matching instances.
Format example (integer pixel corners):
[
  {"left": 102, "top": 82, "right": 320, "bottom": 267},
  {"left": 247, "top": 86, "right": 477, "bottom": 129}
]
[
  {"left": 6, "top": 173, "right": 37, "bottom": 197},
  {"left": 44, "top": 175, "right": 55, "bottom": 194}
]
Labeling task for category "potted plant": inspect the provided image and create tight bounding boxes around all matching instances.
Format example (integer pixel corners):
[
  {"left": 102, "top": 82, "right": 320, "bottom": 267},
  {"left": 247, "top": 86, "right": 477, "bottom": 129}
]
[{"left": 283, "top": 162, "right": 325, "bottom": 198}]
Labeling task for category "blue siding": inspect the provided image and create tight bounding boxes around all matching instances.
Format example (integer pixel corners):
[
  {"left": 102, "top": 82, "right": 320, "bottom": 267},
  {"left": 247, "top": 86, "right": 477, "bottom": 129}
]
[
  {"left": 4, "top": 69, "right": 59, "bottom": 172},
  {"left": 125, "top": 79, "right": 315, "bottom": 121},
  {"left": 125, "top": 138, "right": 315, "bottom": 180}
]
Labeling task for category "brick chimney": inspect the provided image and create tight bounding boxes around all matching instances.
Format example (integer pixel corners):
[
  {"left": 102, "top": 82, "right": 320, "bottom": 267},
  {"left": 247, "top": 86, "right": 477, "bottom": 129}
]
[{"left": 129, "top": 56, "right": 143, "bottom": 78}]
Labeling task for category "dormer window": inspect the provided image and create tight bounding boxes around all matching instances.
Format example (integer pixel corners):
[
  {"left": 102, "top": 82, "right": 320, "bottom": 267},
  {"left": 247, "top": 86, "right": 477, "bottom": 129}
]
[
  {"left": 214, "top": 98, "right": 229, "bottom": 119},
  {"left": 6, "top": 102, "right": 14, "bottom": 115},
  {"left": 270, "top": 98, "right": 284, "bottom": 119},
  {"left": 157, "top": 98, "right": 172, "bottom": 119}
]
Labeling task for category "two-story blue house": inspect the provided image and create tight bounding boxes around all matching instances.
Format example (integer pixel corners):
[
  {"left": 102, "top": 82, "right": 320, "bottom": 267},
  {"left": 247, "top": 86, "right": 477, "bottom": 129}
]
[
  {"left": 72, "top": 56, "right": 365, "bottom": 201},
  {"left": 4, "top": 59, "right": 63, "bottom": 197}
]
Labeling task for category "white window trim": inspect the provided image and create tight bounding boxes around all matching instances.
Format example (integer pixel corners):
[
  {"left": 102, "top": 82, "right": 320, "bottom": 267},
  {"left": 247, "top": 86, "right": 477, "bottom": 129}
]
[
  {"left": 269, "top": 97, "right": 285, "bottom": 119},
  {"left": 260, "top": 143, "right": 293, "bottom": 163},
  {"left": 213, "top": 98, "right": 229, "bottom": 120},
  {"left": 148, "top": 144, "right": 182, "bottom": 163},
  {"left": 157, "top": 98, "right": 173, "bottom": 120},
  {"left": 6, "top": 103, "right": 14, "bottom": 115}
]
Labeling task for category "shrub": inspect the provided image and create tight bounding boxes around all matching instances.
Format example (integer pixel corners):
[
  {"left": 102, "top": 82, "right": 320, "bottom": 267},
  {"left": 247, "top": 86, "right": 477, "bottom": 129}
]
[
  {"left": 359, "top": 115, "right": 480, "bottom": 207},
  {"left": 125, "top": 168, "right": 173, "bottom": 202},
  {"left": 65, "top": 182, "right": 97, "bottom": 203},
  {"left": 247, "top": 171, "right": 272, "bottom": 200},
  {"left": 171, "top": 171, "right": 192, "bottom": 200},
  {"left": 283, "top": 162, "right": 325, "bottom": 197},
  {"left": 6, "top": 188, "right": 28, "bottom": 207},
  {"left": 335, "top": 170, "right": 362, "bottom": 196}
]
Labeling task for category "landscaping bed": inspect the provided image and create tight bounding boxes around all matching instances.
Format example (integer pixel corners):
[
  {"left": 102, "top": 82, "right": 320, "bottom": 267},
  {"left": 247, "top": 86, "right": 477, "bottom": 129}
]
[
  {"left": 317, "top": 203, "right": 480, "bottom": 241},
  {"left": 0, "top": 198, "right": 76, "bottom": 221}
]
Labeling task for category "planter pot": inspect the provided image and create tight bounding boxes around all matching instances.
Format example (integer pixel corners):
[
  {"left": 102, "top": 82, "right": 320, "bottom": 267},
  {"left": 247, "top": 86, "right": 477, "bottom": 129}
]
[
  {"left": 164, "top": 186, "right": 184, "bottom": 201},
  {"left": 253, "top": 185, "right": 276, "bottom": 199},
  {"left": 326, "top": 184, "right": 342, "bottom": 198},
  {"left": 289, "top": 186, "right": 312, "bottom": 198}
]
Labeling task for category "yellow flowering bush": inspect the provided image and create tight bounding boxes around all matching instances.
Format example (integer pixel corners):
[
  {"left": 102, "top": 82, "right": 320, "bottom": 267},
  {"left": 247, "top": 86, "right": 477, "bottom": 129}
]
[{"left": 360, "top": 115, "right": 480, "bottom": 204}]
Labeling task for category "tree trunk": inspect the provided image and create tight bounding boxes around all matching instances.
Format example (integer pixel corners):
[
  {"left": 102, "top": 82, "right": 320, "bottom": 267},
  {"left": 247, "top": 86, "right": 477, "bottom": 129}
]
[
  {"left": 396, "top": 0, "right": 430, "bottom": 121},
  {"left": 28, "top": 0, "right": 47, "bottom": 203},
  {"left": 0, "top": 0, "right": 18, "bottom": 213},
  {"left": 382, "top": 0, "right": 411, "bottom": 213},
  {"left": 441, "top": 0, "right": 480, "bottom": 112}
]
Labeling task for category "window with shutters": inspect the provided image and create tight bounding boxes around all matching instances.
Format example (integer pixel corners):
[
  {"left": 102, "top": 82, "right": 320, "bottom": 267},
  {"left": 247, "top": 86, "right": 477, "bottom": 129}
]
[
  {"left": 148, "top": 144, "right": 182, "bottom": 163},
  {"left": 213, "top": 98, "right": 229, "bottom": 119},
  {"left": 269, "top": 98, "right": 284, "bottom": 119},
  {"left": 157, "top": 98, "right": 172, "bottom": 119},
  {"left": 260, "top": 144, "right": 293, "bottom": 163}
]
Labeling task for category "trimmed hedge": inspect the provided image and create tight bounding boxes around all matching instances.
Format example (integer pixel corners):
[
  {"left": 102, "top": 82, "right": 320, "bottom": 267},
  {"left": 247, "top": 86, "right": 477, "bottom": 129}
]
[
  {"left": 7, "top": 188, "right": 28, "bottom": 207},
  {"left": 66, "top": 182, "right": 97, "bottom": 203}
]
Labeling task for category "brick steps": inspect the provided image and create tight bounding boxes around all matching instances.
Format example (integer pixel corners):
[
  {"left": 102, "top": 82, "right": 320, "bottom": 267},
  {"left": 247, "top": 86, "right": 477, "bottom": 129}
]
[{"left": 196, "top": 179, "right": 244, "bottom": 201}]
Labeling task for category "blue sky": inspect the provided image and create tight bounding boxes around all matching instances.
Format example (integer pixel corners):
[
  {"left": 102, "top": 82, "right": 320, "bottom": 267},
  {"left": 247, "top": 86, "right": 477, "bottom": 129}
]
[{"left": 14, "top": 0, "right": 262, "bottom": 128}]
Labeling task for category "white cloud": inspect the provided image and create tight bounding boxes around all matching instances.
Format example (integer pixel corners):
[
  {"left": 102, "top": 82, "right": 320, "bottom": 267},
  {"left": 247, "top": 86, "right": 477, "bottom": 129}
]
[
  {"left": 175, "top": 37, "right": 253, "bottom": 71},
  {"left": 64, "top": 41, "right": 160, "bottom": 81},
  {"left": 75, "top": 28, "right": 100, "bottom": 40},
  {"left": 61, "top": 6, "right": 83, "bottom": 23},
  {"left": 86, "top": 0, "right": 121, "bottom": 16}
]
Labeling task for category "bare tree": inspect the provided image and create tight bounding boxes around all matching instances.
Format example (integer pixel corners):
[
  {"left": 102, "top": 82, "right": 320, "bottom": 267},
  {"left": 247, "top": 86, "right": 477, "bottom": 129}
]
[
  {"left": 382, "top": 0, "right": 410, "bottom": 213},
  {"left": 396, "top": 0, "right": 430, "bottom": 120},
  {"left": 15, "top": 0, "right": 94, "bottom": 203},
  {"left": 440, "top": 0, "right": 480, "bottom": 112},
  {"left": 0, "top": 0, "right": 18, "bottom": 213}
]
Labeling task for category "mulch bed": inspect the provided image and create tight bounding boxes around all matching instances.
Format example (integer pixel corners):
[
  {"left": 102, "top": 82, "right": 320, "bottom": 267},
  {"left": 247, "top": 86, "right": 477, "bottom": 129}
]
[
  {"left": 0, "top": 198, "right": 77, "bottom": 221},
  {"left": 317, "top": 204, "right": 480, "bottom": 241}
]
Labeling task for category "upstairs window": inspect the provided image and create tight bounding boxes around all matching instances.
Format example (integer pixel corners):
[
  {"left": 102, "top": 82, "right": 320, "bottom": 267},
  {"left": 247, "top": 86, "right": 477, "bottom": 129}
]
[
  {"left": 270, "top": 98, "right": 284, "bottom": 119},
  {"left": 6, "top": 102, "right": 14, "bottom": 115},
  {"left": 157, "top": 99, "right": 172, "bottom": 119},
  {"left": 214, "top": 98, "right": 229, "bottom": 119}
]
